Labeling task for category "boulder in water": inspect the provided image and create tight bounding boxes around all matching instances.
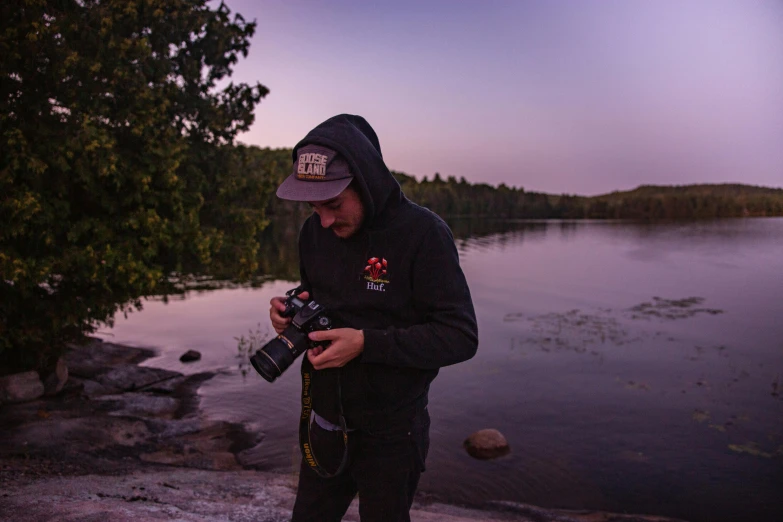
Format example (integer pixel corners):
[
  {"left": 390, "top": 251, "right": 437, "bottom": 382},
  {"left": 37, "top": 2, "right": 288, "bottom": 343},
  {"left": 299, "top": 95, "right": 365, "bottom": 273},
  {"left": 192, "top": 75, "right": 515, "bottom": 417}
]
[
  {"left": 180, "top": 350, "right": 201, "bottom": 363},
  {"left": 464, "top": 428, "right": 510, "bottom": 459}
]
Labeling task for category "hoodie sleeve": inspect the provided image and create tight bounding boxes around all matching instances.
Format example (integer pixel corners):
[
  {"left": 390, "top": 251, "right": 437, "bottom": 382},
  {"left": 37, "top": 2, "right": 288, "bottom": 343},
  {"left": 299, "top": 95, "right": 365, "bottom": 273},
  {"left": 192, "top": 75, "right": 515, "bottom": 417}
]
[{"left": 361, "top": 219, "right": 478, "bottom": 369}]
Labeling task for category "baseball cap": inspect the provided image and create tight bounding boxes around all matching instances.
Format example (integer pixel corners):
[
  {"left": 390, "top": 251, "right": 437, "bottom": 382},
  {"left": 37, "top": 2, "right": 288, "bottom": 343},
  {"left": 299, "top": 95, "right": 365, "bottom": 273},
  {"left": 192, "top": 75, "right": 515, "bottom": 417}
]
[{"left": 276, "top": 145, "right": 353, "bottom": 202}]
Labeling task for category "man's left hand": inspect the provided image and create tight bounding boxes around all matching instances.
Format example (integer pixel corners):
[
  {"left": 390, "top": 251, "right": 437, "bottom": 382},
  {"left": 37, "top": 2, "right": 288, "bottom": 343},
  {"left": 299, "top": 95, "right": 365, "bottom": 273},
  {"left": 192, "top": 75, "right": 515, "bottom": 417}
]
[{"left": 307, "top": 328, "right": 364, "bottom": 370}]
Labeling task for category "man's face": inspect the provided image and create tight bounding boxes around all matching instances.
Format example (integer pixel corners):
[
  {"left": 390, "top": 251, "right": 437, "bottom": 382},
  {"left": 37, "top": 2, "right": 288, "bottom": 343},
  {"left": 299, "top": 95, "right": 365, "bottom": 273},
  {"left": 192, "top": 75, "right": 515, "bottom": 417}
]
[{"left": 308, "top": 186, "right": 365, "bottom": 239}]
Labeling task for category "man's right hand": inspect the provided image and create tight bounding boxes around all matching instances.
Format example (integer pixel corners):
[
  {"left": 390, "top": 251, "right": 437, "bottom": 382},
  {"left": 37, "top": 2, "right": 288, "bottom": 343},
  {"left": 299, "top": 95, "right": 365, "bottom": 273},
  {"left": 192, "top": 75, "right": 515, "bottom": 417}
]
[{"left": 269, "top": 291, "right": 310, "bottom": 334}]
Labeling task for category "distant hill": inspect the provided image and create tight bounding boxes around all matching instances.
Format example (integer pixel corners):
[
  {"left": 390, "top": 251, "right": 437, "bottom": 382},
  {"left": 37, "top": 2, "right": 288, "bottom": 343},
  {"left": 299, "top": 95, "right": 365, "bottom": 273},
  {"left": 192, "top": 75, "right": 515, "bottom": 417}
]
[
  {"left": 601, "top": 183, "right": 783, "bottom": 197},
  {"left": 567, "top": 183, "right": 783, "bottom": 219},
  {"left": 253, "top": 147, "right": 783, "bottom": 220}
]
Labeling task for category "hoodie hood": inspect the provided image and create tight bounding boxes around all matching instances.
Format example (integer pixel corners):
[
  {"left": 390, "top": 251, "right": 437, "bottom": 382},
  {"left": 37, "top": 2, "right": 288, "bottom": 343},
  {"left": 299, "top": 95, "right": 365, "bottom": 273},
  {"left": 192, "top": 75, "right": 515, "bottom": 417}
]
[{"left": 292, "top": 114, "right": 403, "bottom": 227}]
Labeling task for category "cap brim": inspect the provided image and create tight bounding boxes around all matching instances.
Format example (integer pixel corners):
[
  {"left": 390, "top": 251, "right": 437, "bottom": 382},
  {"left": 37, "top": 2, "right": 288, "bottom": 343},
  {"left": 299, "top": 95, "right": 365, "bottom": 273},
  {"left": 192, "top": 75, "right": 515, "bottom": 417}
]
[{"left": 276, "top": 174, "right": 353, "bottom": 202}]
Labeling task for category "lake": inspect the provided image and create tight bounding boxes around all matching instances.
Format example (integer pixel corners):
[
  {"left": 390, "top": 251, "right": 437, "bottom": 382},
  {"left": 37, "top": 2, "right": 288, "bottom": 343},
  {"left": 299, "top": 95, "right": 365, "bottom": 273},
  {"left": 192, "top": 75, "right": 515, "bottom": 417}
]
[{"left": 97, "top": 217, "right": 783, "bottom": 522}]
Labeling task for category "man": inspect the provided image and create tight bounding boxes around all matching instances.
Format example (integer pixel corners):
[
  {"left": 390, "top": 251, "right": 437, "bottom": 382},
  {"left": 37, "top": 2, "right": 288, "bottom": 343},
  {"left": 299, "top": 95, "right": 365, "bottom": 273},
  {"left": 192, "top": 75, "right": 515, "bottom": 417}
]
[{"left": 269, "top": 114, "right": 478, "bottom": 522}]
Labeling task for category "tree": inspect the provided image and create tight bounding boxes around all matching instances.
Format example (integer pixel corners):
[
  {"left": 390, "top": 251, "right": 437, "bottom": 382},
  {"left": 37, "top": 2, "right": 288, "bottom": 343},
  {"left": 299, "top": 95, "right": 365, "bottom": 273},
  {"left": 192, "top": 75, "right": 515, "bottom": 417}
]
[{"left": 1, "top": 0, "right": 269, "bottom": 373}]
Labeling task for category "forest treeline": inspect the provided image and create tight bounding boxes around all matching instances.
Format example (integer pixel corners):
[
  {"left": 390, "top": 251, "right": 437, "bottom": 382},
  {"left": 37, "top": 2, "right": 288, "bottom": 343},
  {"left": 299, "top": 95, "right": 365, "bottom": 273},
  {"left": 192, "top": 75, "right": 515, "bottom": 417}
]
[{"left": 257, "top": 148, "right": 783, "bottom": 220}]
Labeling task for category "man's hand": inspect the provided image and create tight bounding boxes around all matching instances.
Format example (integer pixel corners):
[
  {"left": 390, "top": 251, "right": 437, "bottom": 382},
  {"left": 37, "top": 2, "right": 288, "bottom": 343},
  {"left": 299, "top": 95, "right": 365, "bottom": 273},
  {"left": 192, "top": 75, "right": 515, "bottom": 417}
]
[
  {"left": 307, "top": 328, "right": 364, "bottom": 370},
  {"left": 269, "top": 291, "right": 309, "bottom": 335}
]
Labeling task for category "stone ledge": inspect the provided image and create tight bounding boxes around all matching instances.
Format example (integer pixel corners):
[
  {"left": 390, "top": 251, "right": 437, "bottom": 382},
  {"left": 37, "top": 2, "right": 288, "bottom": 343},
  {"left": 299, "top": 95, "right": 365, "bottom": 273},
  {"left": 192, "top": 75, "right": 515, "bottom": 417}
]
[{"left": 0, "top": 339, "right": 691, "bottom": 522}]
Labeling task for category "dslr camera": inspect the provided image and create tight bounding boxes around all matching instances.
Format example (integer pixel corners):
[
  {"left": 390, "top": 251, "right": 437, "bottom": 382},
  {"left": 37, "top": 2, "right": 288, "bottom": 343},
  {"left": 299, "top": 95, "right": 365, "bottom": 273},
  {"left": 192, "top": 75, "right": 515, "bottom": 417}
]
[{"left": 250, "top": 287, "right": 332, "bottom": 382}]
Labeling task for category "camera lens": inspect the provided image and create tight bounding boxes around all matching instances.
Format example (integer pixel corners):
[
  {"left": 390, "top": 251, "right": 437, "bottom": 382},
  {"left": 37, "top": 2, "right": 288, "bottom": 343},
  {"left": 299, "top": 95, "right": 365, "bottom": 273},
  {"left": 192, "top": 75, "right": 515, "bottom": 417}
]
[
  {"left": 249, "top": 341, "right": 287, "bottom": 382},
  {"left": 250, "top": 326, "right": 309, "bottom": 382}
]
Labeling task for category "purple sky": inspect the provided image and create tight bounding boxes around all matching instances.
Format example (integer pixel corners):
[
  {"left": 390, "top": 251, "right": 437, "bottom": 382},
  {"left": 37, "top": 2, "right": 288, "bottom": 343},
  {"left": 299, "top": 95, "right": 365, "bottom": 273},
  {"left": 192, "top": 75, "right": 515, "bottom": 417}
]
[{"left": 222, "top": 0, "right": 782, "bottom": 195}]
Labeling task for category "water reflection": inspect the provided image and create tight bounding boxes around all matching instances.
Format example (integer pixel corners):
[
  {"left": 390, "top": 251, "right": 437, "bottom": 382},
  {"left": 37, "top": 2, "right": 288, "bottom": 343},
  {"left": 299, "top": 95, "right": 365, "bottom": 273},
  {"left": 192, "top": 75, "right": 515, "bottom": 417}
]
[
  {"left": 249, "top": 217, "right": 783, "bottom": 278},
  {"left": 255, "top": 218, "right": 303, "bottom": 282},
  {"left": 448, "top": 218, "right": 550, "bottom": 254}
]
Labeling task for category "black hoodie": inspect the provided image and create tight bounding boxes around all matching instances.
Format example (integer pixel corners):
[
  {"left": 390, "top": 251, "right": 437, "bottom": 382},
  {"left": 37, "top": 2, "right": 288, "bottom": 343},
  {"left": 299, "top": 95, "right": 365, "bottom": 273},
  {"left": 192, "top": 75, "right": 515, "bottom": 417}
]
[{"left": 293, "top": 114, "right": 478, "bottom": 432}]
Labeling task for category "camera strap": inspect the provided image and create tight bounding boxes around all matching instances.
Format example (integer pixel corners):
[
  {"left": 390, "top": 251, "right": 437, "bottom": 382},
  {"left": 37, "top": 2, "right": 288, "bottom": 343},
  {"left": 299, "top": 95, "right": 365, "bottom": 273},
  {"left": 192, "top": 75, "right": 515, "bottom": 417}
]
[{"left": 299, "top": 360, "right": 350, "bottom": 478}]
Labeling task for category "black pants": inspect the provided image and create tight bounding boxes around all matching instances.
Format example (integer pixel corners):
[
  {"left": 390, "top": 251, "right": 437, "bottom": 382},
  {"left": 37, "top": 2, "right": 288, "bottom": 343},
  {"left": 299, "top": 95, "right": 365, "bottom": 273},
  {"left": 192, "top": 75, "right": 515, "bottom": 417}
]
[{"left": 291, "top": 411, "right": 430, "bottom": 522}]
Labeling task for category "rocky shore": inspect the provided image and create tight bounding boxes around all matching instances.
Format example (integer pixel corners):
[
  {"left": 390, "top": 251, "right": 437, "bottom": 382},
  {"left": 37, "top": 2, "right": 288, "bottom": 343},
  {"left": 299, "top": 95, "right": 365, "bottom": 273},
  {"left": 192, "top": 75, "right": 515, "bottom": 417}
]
[{"left": 0, "top": 339, "right": 686, "bottom": 522}]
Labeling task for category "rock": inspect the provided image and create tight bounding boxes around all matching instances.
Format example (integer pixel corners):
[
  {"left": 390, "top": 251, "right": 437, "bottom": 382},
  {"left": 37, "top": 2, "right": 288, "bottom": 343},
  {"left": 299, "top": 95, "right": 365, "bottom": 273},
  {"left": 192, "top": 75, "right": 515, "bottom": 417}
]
[
  {"left": 65, "top": 340, "right": 155, "bottom": 378},
  {"left": 140, "top": 422, "right": 242, "bottom": 471},
  {"left": 94, "top": 366, "right": 182, "bottom": 392},
  {"left": 463, "top": 429, "right": 510, "bottom": 459},
  {"left": 139, "top": 375, "right": 186, "bottom": 394},
  {"left": 92, "top": 393, "right": 180, "bottom": 418},
  {"left": 0, "top": 371, "right": 45, "bottom": 404},
  {"left": 140, "top": 448, "right": 239, "bottom": 471},
  {"left": 144, "top": 417, "right": 205, "bottom": 439},
  {"left": 79, "top": 378, "right": 121, "bottom": 398},
  {"left": 179, "top": 350, "right": 201, "bottom": 363},
  {"left": 236, "top": 441, "right": 271, "bottom": 469},
  {"left": 42, "top": 357, "right": 69, "bottom": 396},
  {"left": 108, "top": 419, "right": 152, "bottom": 446}
]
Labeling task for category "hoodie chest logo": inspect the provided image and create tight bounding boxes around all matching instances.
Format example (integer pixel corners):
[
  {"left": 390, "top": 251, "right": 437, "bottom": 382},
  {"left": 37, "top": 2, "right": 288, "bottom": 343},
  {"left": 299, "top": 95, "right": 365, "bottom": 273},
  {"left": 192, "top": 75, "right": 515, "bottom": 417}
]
[{"left": 363, "top": 256, "right": 389, "bottom": 292}]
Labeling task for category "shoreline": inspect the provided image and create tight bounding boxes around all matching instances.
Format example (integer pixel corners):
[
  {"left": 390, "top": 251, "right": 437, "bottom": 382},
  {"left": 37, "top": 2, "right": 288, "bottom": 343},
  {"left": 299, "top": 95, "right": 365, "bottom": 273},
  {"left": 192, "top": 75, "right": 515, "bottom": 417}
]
[{"left": 0, "top": 338, "right": 686, "bottom": 522}]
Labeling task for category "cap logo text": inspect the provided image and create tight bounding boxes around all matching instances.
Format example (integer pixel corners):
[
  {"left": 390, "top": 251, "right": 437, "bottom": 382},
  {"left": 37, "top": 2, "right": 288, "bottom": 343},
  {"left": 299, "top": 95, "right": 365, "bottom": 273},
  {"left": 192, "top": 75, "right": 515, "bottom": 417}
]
[{"left": 297, "top": 152, "right": 328, "bottom": 178}]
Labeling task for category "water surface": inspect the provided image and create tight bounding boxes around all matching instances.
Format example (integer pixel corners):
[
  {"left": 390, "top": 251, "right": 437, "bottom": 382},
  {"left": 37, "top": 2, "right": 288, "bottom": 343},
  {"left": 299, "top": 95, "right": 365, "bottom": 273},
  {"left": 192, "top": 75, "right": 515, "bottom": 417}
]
[{"left": 99, "top": 218, "right": 783, "bottom": 522}]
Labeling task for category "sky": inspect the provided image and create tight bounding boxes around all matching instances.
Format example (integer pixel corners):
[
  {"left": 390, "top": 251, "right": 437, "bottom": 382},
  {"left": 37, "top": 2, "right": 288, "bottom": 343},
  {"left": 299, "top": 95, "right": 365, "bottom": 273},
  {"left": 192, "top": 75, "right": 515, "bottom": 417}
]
[{"left": 220, "top": 0, "right": 782, "bottom": 195}]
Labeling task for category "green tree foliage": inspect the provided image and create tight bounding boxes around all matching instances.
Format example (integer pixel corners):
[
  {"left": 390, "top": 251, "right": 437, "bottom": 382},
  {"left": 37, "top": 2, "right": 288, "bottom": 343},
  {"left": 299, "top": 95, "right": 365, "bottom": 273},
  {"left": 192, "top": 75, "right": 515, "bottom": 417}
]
[
  {"left": 1, "top": 0, "right": 270, "bottom": 373},
  {"left": 393, "top": 171, "right": 555, "bottom": 217}
]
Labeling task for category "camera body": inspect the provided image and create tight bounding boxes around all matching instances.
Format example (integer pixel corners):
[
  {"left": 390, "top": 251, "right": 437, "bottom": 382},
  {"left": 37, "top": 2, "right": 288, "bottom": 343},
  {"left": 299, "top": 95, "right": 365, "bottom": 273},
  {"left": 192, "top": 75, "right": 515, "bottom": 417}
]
[{"left": 250, "top": 287, "right": 332, "bottom": 382}]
